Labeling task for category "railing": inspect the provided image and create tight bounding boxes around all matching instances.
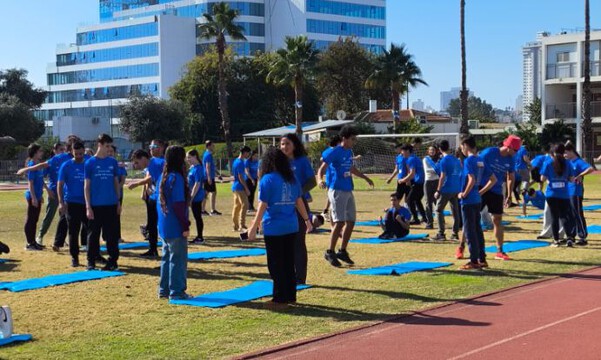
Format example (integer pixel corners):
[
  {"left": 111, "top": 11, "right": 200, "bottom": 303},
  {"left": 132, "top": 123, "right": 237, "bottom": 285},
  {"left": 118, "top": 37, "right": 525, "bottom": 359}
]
[
  {"left": 582, "top": 60, "right": 601, "bottom": 77},
  {"left": 546, "top": 62, "right": 577, "bottom": 79},
  {"left": 545, "top": 101, "right": 601, "bottom": 120}
]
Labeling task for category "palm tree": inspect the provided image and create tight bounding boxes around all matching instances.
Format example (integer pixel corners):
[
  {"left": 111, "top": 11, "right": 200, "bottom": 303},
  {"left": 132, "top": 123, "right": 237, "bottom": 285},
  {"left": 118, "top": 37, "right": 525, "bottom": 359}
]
[
  {"left": 198, "top": 2, "right": 246, "bottom": 161},
  {"left": 459, "top": 0, "right": 469, "bottom": 135},
  {"left": 266, "top": 35, "right": 319, "bottom": 136},
  {"left": 365, "top": 43, "right": 427, "bottom": 132},
  {"left": 582, "top": 0, "right": 593, "bottom": 160}
]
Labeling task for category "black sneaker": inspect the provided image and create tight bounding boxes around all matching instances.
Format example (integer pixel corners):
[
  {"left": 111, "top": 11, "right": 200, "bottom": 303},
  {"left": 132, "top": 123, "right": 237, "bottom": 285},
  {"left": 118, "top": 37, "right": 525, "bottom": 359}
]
[
  {"left": 576, "top": 239, "right": 588, "bottom": 246},
  {"left": 551, "top": 240, "right": 561, "bottom": 247},
  {"left": 86, "top": 263, "right": 96, "bottom": 270},
  {"left": 140, "top": 250, "right": 159, "bottom": 258},
  {"left": 71, "top": 258, "right": 80, "bottom": 267},
  {"left": 425, "top": 224, "right": 434, "bottom": 230},
  {"left": 431, "top": 233, "right": 446, "bottom": 241},
  {"left": 566, "top": 239, "right": 574, "bottom": 248},
  {"left": 52, "top": 245, "right": 61, "bottom": 252},
  {"left": 409, "top": 220, "right": 421, "bottom": 225},
  {"left": 25, "top": 244, "right": 43, "bottom": 251},
  {"left": 378, "top": 232, "right": 393, "bottom": 239},
  {"left": 537, "top": 235, "right": 551, "bottom": 240},
  {"left": 0, "top": 241, "right": 10, "bottom": 254},
  {"left": 158, "top": 293, "right": 169, "bottom": 300},
  {"left": 96, "top": 255, "right": 108, "bottom": 264},
  {"left": 450, "top": 233, "right": 460, "bottom": 241},
  {"left": 210, "top": 210, "right": 222, "bottom": 216},
  {"left": 336, "top": 249, "right": 354, "bottom": 265},
  {"left": 324, "top": 250, "right": 342, "bottom": 267},
  {"left": 189, "top": 237, "right": 205, "bottom": 245},
  {"left": 201, "top": 210, "right": 210, "bottom": 216},
  {"left": 102, "top": 263, "right": 118, "bottom": 271}
]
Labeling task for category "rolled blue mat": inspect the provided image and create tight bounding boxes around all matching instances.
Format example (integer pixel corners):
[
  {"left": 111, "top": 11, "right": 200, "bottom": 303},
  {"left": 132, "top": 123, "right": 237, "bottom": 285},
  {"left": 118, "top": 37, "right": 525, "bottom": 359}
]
[
  {"left": 582, "top": 204, "right": 601, "bottom": 211},
  {"left": 432, "top": 210, "right": 452, "bottom": 218},
  {"left": 350, "top": 233, "right": 429, "bottom": 244},
  {"left": 100, "top": 241, "right": 163, "bottom": 251},
  {"left": 0, "top": 334, "right": 33, "bottom": 347},
  {"left": 0, "top": 271, "right": 124, "bottom": 292},
  {"left": 348, "top": 261, "right": 452, "bottom": 276},
  {"left": 587, "top": 224, "right": 601, "bottom": 234},
  {"left": 170, "top": 280, "right": 311, "bottom": 308},
  {"left": 485, "top": 240, "right": 549, "bottom": 253},
  {"left": 355, "top": 220, "right": 380, "bottom": 227},
  {"left": 188, "top": 248, "right": 266, "bottom": 260}
]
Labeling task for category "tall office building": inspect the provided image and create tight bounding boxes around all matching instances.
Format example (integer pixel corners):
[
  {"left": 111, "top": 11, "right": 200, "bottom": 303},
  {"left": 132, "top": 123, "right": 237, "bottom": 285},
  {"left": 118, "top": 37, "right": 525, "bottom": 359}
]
[
  {"left": 38, "top": 0, "right": 387, "bottom": 149},
  {"left": 439, "top": 87, "right": 472, "bottom": 112},
  {"left": 521, "top": 33, "right": 544, "bottom": 122}
]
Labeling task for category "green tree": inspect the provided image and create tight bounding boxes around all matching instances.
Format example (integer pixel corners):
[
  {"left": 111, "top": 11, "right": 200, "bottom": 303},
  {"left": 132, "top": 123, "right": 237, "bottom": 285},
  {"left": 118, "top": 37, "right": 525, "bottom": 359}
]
[
  {"left": 460, "top": 0, "right": 469, "bottom": 134},
  {"left": 448, "top": 96, "right": 496, "bottom": 122},
  {"left": 524, "top": 97, "right": 542, "bottom": 125},
  {"left": 266, "top": 35, "right": 320, "bottom": 136},
  {"left": 198, "top": 2, "right": 246, "bottom": 161},
  {"left": 0, "top": 69, "right": 47, "bottom": 108},
  {"left": 388, "top": 118, "right": 433, "bottom": 134},
  {"left": 365, "top": 43, "right": 427, "bottom": 131},
  {"left": 540, "top": 120, "right": 575, "bottom": 145},
  {"left": 504, "top": 122, "right": 540, "bottom": 152},
  {"left": 0, "top": 94, "right": 45, "bottom": 145},
  {"left": 119, "top": 95, "right": 187, "bottom": 145}
]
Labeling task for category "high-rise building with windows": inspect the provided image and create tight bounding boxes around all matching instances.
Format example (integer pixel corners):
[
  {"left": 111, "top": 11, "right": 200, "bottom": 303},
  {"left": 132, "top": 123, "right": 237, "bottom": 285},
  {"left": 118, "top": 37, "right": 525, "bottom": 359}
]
[{"left": 38, "top": 0, "right": 386, "bottom": 149}]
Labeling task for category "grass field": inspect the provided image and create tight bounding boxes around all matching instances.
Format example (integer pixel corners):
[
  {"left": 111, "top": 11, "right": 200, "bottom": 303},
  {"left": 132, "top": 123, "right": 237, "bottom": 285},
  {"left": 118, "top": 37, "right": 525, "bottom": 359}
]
[{"left": 1, "top": 175, "right": 601, "bottom": 359}]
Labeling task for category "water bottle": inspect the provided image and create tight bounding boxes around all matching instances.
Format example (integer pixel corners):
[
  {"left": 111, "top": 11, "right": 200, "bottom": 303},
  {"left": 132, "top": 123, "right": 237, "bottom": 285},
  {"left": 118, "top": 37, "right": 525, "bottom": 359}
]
[{"left": 0, "top": 305, "right": 13, "bottom": 339}]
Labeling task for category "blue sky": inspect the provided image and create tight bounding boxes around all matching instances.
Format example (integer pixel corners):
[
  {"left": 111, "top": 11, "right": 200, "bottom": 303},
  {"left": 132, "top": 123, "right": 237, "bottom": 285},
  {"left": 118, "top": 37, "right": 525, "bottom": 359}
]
[{"left": 0, "top": 0, "right": 599, "bottom": 110}]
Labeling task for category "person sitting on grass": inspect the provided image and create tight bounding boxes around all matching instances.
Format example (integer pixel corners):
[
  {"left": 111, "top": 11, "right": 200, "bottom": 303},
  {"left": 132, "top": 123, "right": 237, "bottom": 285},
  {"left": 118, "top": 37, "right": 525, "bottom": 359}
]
[
  {"left": 308, "top": 213, "right": 325, "bottom": 233},
  {"left": 378, "top": 193, "right": 411, "bottom": 239},
  {"left": 521, "top": 188, "right": 546, "bottom": 216}
]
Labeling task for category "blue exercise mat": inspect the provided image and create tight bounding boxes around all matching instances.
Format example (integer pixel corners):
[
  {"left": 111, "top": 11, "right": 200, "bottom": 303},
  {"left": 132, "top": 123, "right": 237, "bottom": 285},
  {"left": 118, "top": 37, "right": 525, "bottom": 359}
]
[
  {"left": 355, "top": 220, "right": 380, "bottom": 227},
  {"left": 348, "top": 261, "right": 452, "bottom": 276},
  {"left": 587, "top": 225, "right": 601, "bottom": 234},
  {"left": 188, "top": 248, "right": 266, "bottom": 260},
  {"left": 517, "top": 213, "right": 544, "bottom": 220},
  {"left": 582, "top": 204, "right": 601, "bottom": 211},
  {"left": 433, "top": 210, "right": 452, "bottom": 217},
  {"left": 313, "top": 228, "right": 330, "bottom": 233},
  {"left": 350, "top": 233, "right": 429, "bottom": 244},
  {"left": 100, "top": 241, "right": 163, "bottom": 251},
  {"left": 0, "top": 334, "right": 32, "bottom": 347},
  {"left": 0, "top": 271, "right": 124, "bottom": 292},
  {"left": 170, "top": 280, "right": 311, "bottom": 308},
  {"left": 0, "top": 259, "right": 6, "bottom": 264},
  {"left": 485, "top": 240, "right": 550, "bottom": 254}
]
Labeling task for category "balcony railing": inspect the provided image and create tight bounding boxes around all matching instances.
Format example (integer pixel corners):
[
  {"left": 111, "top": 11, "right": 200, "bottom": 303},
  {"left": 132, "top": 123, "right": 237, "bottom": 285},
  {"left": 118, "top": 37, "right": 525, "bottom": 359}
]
[
  {"left": 546, "top": 62, "right": 577, "bottom": 79},
  {"left": 545, "top": 101, "right": 601, "bottom": 119},
  {"left": 581, "top": 60, "right": 601, "bottom": 77}
]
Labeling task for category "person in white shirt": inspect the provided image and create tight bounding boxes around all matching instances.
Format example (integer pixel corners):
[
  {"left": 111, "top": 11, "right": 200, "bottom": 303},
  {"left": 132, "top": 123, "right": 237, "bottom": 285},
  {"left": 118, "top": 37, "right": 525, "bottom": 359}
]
[{"left": 422, "top": 145, "right": 440, "bottom": 229}]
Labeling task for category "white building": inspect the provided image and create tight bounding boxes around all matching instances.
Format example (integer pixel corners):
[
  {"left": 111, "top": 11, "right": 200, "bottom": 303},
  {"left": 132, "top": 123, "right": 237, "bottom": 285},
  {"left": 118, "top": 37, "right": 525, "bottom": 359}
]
[
  {"left": 439, "top": 87, "right": 473, "bottom": 112},
  {"left": 522, "top": 37, "right": 543, "bottom": 122},
  {"left": 412, "top": 99, "right": 425, "bottom": 111}
]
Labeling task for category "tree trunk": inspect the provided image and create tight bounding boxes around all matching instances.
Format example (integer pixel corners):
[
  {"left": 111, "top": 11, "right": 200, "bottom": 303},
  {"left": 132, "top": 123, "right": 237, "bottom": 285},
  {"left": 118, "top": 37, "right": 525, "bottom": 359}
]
[
  {"left": 216, "top": 35, "right": 233, "bottom": 170},
  {"left": 294, "top": 75, "right": 303, "bottom": 137},
  {"left": 459, "top": 0, "right": 470, "bottom": 135},
  {"left": 392, "top": 88, "right": 400, "bottom": 132},
  {"left": 583, "top": 0, "right": 593, "bottom": 161}
]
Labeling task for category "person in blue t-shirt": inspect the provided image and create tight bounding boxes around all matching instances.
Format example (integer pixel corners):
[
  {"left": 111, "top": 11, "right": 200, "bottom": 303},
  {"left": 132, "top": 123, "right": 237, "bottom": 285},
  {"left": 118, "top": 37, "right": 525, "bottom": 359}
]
[
  {"left": 529, "top": 144, "right": 550, "bottom": 191},
  {"left": 398, "top": 144, "right": 427, "bottom": 225},
  {"left": 386, "top": 144, "right": 409, "bottom": 201},
  {"left": 244, "top": 150, "right": 260, "bottom": 212},
  {"left": 186, "top": 149, "right": 206, "bottom": 244},
  {"left": 84, "top": 133, "right": 121, "bottom": 271},
  {"left": 378, "top": 193, "right": 411, "bottom": 239},
  {"left": 513, "top": 145, "right": 531, "bottom": 202},
  {"left": 22, "top": 143, "right": 46, "bottom": 251},
  {"left": 248, "top": 147, "right": 312, "bottom": 308},
  {"left": 317, "top": 126, "right": 374, "bottom": 267},
  {"left": 202, "top": 140, "right": 223, "bottom": 216},
  {"left": 57, "top": 141, "right": 88, "bottom": 267},
  {"left": 565, "top": 142, "right": 594, "bottom": 245},
  {"left": 540, "top": 143, "right": 576, "bottom": 247},
  {"left": 316, "top": 135, "right": 341, "bottom": 218},
  {"left": 280, "top": 133, "right": 317, "bottom": 285},
  {"left": 231, "top": 146, "right": 251, "bottom": 232},
  {"left": 521, "top": 188, "right": 546, "bottom": 215},
  {"left": 458, "top": 135, "right": 496, "bottom": 270},
  {"left": 433, "top": 140, "right": 463, "bottom": 241},
  {"left": 157, "top": 145, "right": 192, "bottom": 301}
]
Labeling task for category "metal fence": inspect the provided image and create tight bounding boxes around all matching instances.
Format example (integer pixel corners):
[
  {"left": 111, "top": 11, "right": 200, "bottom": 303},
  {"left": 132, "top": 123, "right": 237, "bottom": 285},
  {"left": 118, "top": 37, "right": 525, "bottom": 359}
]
[{"left": 0, "top": 160, "right": 23, "bottom": 183}]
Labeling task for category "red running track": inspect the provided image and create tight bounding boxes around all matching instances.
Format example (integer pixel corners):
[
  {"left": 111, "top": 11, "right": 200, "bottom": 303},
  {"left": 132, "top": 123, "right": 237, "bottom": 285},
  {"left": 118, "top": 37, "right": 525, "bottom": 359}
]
[{"left": 239, "top": 267, "right": 601, "bottom": 360}]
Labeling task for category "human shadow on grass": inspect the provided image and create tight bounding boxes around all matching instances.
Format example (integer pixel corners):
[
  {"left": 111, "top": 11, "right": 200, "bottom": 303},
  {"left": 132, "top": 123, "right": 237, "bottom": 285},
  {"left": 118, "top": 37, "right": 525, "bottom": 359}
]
[
  {"left": 0, "top": 260, "right": 19, "bottom": 272},
  {"left": 118, "top": 264, "right": 253, "bottom": 282},
  {"left": 513, "top": 258, "right": 601, "bottom": 268}
]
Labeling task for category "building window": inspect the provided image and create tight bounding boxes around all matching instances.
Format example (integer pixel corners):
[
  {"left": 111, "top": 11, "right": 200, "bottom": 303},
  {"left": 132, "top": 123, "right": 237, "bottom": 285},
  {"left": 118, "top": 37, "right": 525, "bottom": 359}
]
[{"left": 557, "top": 52, "right": 570, "bottom": 63}]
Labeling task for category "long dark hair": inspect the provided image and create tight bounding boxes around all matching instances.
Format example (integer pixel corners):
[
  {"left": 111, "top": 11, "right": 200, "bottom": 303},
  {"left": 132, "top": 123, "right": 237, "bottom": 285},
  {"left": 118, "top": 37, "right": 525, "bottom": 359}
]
[
  {"left": 260, "top": 147, "right": 296, "bottom": 183},
  {"left": 160, "top": 145, "right": 189, "bottom": 213},
  {"left": 187, "top": 149, "right": 202, "bottom": 164},
  {"left": 283, "top": 133, "right": 307, "bottom": 158},
  {"left": 551, "top": 143, "right": 566, "bottom": 176},
  {"left": 564, "top": 141, "right": 581, "bottom": 158}
]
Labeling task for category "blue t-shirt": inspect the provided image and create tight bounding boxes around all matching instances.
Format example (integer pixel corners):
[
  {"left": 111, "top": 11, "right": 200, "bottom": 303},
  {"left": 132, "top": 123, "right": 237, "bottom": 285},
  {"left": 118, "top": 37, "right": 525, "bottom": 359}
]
[
  {"left": 568, "top": 157, "right": 591, "bottom": 197},
  {"left": 188, "top": 164, "right": 206, "bottom": 203},
  {"left": 147, "top": 157, "right": 165, "bottom": 201},
  {"left": 514, "top": 146, "right": 529, "bottom": 171},
  {"left": 245, "top": 159, "right": 259, "bottom": 180},
  {"left": 439, "top": 154, "right": 462, "bottom": 194},
  {"left": 58, "top": 159, "right": 85, "bottom": 204},
  {"left": 530, "top": 154, "right": 548, "bottom": 170},
  {"left": 388, "top": 206, "right": 411, "bottom": 222},
  {"left": 46, "top": 153, "right": 72, "bottom": 192},
  {"left": 25, "top": 160, "right": 44, "bottom": 201},
  {"left": 524, "top": 191, "right": 546, "bottom": 210},
  {"left": 396, "top": 154, "right": 407, "bottom": 179},
  {"left": 231, "top": 158, "right": 246, "bottom": 192},
  {"left": 84, "top": 156, "right": 119, "bottom": 206},
  {"left": 407, "top": 155, "right": 425, "bottom": 184},
  {"left": 461, "top": 155, "right": 492, "bottom": 205},
  {"left": 480, "top": 147, "right": 515, "bottom": 195},
  {"left": 157, "top": 172, "right": 188, "bottom": 239},
  {"left": 203, "top": 150, "right": 215, "bottom": 179},
  {"left": 258, "top": 173, "right": 301, "bottom": 236},
  {"left": 541, "top": 160, "right": 573, "bottom": 199},
  {"left": 321, "top": 147, "right": 334, "bottom": 187},
  {"left": 323, "top": 146, "right": 354, "bottom": 191},
  {"left": 291, "top": 156, "right": 315, "bottom": 193}
]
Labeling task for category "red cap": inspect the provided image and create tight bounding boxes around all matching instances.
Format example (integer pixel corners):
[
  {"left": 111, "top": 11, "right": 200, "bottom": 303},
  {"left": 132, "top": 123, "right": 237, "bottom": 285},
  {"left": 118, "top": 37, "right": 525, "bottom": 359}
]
[{"left": 503, "top": 135, "right": 522, "bottom": 152}]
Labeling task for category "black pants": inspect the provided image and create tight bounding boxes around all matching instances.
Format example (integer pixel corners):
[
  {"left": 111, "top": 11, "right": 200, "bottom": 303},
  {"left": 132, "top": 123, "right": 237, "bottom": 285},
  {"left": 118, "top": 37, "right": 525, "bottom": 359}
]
[
  {"left": 191, "top": 201, "right": 204, "bottom": 239},
  {"left": 395, "top": 183, "right": 409, "bottom": 202},
  {"left": 408, "top": 182, "right": 427, "bottom": 222},
  {"left": 52, "top": 213, "right": 69, "bottom": 247},
  {"left": 24, "top": 199, "right": 42, "bottom": 246},
  {"left": 246, "top": 178, "right": 257, "bottom": 210},
  {"left": 295, "top": 198, "right": 309, "bottom": 284},
  {"left": 146, "top": 199, "right": 158, "bottom": 252},
  {"left": 116, "top": 198, "right": 123, "bottom": 240},
  {"left": 66, "top": 202, "right": 88, "bottom": 259},
  {"left": 424, "top": 180, "right": 438, "bottom": 226},
  {"left": 87, "top": 205, "right": 119, "bottom": 266},
  {"left": 384, "top": 211, "right": 409, "bottom": 238},
  {"left": 547, "top": 197, "right": 575, "bottom": 241},
  {"left": 571, "top": 195, "right": 587, "bottom": 240},
  {"left": 264, "top": 232, "right": 297, "bottom": 303}
]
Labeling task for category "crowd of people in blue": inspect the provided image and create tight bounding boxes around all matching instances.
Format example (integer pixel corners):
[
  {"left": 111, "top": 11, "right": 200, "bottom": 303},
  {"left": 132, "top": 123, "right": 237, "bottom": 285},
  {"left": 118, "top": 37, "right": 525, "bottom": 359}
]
[{"left": 0, "top": 124, "right": 595, "bottom": 306}]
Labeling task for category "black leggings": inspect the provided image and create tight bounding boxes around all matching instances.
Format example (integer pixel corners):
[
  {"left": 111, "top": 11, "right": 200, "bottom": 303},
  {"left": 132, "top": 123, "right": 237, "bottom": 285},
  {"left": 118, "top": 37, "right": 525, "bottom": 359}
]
[
  {"left": 191, "top": 201, "right": 204, "bottom": 239},
  {"left": 87, "top": 205, "right": 119, "bottom": 266},
  {"left": 66, "top": 202, "right": 88, "bottom": 259},
  {"left": 264, "top": 232, "right": 297, "bottom": 303},
  {"left": 408, "top": 182, "right": 426, "bottom": 222},
  {"left": 295, "top": 198, "right": 309, "bottom": 284},
  {"left": 571, "top": 195, "right": 587, "bottom": 240},
  {"left": 24, "top": 199, "right": 41, "bottom": 246},
  {"left": 146, "top": 199, "right": 158, "bottom": 251},
  {"left": 246, "top": 178, "right": 257, "bottom": 210},
  {"left": 547, "top": 197, "right": 575, "bottom": 241}
]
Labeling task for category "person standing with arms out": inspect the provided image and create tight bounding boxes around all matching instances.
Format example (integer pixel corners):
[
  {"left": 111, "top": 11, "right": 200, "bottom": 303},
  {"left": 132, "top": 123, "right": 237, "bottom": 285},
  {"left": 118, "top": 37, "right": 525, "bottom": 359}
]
[
  {"left": 540, "top": 143, "right": 576, "bottom": 247},
  {"left": 422, "top": 145, "right": 440, "bottom": 229},
  {"left": 202, "top": 140, "right": 222, "bottom": 216},
  {"left": 399, "top": 144, "right": 427, "bottom": 225},
  {"left": 84, "top": 134, "right": 121, "bottom": 271},
  {"left": 386, "top": 144, "right": 409, "bottom": 202},
  {"left": 245, "top": 150, "right": 259, "bottom": 212},
  {"left": 458, "top": 135, "right": 496, "bottom": 270},
  {"left": 432, "top": 140, "right": 463, "bottom": 241},
  {"left": 186, "top": 149, "right": 206, "bottom": 244},
  {"left": 280, "top": 133, "right": 316, "bottom": 285},
  {"left": 232, "top": 146, "right": 251, "bottom": 232},
  {"left": 57, "top": 141, "right": 87, "bottom": 266},
  {"left": 564, "top": 142, "right": 593, "bottom": 246},
  {"left": 23, "top": 143, "right": 46, "bottom": 251},
  {"left": 479, "top": 135, "right": 521, "bottom": 261},
  {"left": 157, "top": 146, "right": 192, "bottom": 301},
  {"left": 248, "top": 148, "right": 312, "bottom": 309},
  {"left": 318, "top": 126, "right": 374, "bottom": 267}
]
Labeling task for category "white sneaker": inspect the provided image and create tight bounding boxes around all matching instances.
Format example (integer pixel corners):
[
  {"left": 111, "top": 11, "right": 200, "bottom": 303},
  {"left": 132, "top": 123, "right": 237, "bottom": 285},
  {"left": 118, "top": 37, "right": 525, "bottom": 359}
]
[
  {"left": 36, "top": 236, "right": 43, "bottom": 246},
  {"left": 80, "top": 245, "right": 87, "bottom": 252}
]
